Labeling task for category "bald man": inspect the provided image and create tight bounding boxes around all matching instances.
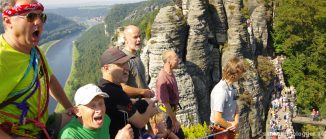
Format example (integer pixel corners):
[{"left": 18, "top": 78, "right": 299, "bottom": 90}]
[
  {"left": 156, "top": 50, "right": 185, "bottom": 139},
  {"left": 121, "top": 25, "right": 153, "bottom": 98},
  {"left": 0, "top": 0, "right": 73, "bottom": 138}
]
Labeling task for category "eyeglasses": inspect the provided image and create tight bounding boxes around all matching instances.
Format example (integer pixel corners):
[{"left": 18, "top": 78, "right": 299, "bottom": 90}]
[{"left": 16, "top": 12, "right": 47, "bottom": 23}]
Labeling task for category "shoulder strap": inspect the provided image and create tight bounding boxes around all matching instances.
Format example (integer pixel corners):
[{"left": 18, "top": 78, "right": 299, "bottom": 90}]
[
  {"left": 0, "top": 91, "right": 25, "bottom": 109},
  {"left": 0, "top": 48, "right": 38, "bottom": 109}
]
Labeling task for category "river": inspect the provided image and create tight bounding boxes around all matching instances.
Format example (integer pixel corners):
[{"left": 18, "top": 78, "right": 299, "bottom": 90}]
[{"left": 46, "top": 31, "right": 82, "bottom": 113}]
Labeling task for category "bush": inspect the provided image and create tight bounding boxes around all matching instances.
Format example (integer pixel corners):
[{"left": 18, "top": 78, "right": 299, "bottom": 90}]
[{"left": 182, "top": 122, "right": 208, "bottom": 139}]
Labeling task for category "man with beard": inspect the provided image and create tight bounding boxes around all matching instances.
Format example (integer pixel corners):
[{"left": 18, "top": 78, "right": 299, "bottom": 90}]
[{"left": 0, "top": 0, "right": 73, "bottom": 138}]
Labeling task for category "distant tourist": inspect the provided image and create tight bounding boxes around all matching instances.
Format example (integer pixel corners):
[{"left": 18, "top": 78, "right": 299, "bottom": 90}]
[
  {"left": 156, "top": 50, "right": 185, "bottom": 139},
  {"left": 121, "top": 25, "right": 153, "bottom": 98},
  {"left": 59, "top": 84, "right": 133, "bottom": 139},
  {"left": 210, "top": 57, "right": 246, "bottom": 139},
  {"left": 311, "top": 108, "right": 317, "bottom": 121},
  {"left": 0, "top": 0, "right": 73, "bottom": 138}
]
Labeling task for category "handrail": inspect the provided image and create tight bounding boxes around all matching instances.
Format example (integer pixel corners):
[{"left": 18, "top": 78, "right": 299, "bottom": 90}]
[{"left": 198, "top": 130, "right": 229, "bottom": 139}]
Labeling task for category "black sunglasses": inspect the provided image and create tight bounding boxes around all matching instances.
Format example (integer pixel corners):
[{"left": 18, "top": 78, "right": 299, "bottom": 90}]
[{"left": 17, "top": 12, "right": 47, "bottom": 23}]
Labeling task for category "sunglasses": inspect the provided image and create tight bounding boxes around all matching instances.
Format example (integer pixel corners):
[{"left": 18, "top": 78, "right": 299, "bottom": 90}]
[{"left": 16, "top": 12, "right": 47, "bottom": 23}]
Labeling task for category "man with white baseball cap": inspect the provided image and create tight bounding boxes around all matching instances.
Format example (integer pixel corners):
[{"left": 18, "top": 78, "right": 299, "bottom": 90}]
[{"left": 59, "top": 84, "right": 133, "bottom": 139}]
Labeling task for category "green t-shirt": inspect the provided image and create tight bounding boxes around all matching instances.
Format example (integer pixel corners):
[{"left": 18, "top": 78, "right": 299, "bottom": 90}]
[
  {"left": 59, "top": 115, "right": 111, "bottom": 139},
  {"left": 0, "top": 35, "right": 52, "bottom": 136}
]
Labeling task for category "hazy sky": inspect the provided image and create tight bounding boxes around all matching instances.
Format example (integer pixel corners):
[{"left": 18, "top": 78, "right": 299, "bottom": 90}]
[{"left": 38, "top": 0, "right": 145, "bottom": 8}]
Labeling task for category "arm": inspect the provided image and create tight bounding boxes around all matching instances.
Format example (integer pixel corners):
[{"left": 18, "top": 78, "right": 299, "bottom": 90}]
[
  {"left": 163, "top": 102, "right": 180, "bottom": 133},
  {"left": 49, "top": 75, "right": 73, "bottom": 110},
  {"left": 128, "top": 98, "right": 157, "bottom": 128},
  {"left": 212, "top": 112, "right": 232, "bottom": 129},
  {"left": 228, "top": 105, "right": 239, "bottom": 132},
  {"left": 121, "top": 83, "right": 152, "bottom": 98},
  {"left": 0, "top": 129, "right": 12, "bottom": 139}
]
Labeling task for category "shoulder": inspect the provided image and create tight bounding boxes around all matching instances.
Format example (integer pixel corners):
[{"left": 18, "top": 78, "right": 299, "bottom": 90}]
[
  {"left": 59, "top": 122, "right": 80, "bottom": 138},
  {"left": 211, "top": 82, "right": 227, "bottom": 96}
]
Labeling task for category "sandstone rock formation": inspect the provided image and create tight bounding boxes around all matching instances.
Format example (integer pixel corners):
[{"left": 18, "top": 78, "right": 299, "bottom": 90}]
[{"left": 111, "top": 0, "right": 274, "bottom": 138}]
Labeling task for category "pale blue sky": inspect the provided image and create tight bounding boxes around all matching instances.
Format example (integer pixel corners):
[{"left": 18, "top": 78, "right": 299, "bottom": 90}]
[{"left": 38, "top": 0, "right": 145, "bottom": 8}]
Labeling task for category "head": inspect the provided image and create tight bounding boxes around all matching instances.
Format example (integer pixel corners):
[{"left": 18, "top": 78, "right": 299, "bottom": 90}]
[
  {"left": 74, "top": 84, "right": 109, "bottom": 129},
  {"left": 123, "top": 25, "right": 141, "bottom": 53},
  {"left": 222, "top": 57, "right": 246, "bottom": 83},
  {"left": 100, "top": 48, "right": 132, "bottom": 84},
  {"left": 162, "top": 50, "right": 179, "bottom": 69},
  {"left": 149, "top": 112, "right": 167, "bottom": 135},
  {"left": 1, "top": 0, "right": 46, "bottom": 51}
]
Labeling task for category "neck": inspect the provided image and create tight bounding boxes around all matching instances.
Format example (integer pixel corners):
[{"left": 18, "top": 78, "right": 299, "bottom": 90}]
[
  {"left": 164, "top": 64, "right": 172, "bottom": 75},
  {"left": 125, "top": 46, "right": 136, "bottom": 55},
  {"left": 224, "top": 79, "right": 233, "bottom": 86},
  {"left": 3, "top": 33, "right": 32, "bottom": 54},
  {"left": 103, "top": 75, "right": 120, "bottom": 85}
]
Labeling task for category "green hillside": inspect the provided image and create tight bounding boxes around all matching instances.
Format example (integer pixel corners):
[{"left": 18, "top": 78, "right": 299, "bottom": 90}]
[{"left": 41, "top": 13, "right": 85, "bottom": 44}]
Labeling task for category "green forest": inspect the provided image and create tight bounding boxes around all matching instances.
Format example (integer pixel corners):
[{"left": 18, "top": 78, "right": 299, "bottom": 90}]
[{"left": 273, "top": 0, "right": 325, "bottom": 118}]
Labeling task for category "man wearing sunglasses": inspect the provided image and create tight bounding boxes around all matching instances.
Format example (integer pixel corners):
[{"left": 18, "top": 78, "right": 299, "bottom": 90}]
[{"left": 0, "top": 0, "right": 73, "bottom": 138}]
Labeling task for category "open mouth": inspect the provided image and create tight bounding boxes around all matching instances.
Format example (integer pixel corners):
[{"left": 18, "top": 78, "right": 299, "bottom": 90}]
[
  {"left": 32, "top": 30, "right": 40, "bottom": 38},
  {"left": 93, "top": 115, "right": 103, "bottom": 125}
]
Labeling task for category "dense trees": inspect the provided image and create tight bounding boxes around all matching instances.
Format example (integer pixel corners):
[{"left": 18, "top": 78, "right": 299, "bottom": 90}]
[{"left": 273, "top": 0, "right": 325, "bottom": 117}]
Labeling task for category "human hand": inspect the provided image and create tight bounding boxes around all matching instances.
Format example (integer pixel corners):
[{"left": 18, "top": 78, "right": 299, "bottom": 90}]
[
  {"left": 143, "top": 98, "right": 158, "bottom": 117},
  {"left": 226, "top": 121, "right": 238, "bottom": 132},
  {"left": 115, "top": 124, "right": 134, "bottom": 139},
  {"left": 142, "top": 89, "right": 154, "bottom": 98}
]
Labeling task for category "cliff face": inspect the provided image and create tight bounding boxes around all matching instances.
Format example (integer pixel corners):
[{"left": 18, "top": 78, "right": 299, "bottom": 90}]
[{"left": 112, "top": 0, "right": 274, "bottom": 138}]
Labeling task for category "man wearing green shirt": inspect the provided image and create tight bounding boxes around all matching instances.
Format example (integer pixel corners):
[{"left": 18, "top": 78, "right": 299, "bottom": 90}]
[{"left": 59, "top": 84, "right": 133, "bottom": 139}]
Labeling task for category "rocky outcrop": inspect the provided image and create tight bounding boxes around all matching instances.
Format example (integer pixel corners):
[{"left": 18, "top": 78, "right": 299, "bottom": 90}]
[
  {"left": 110, "top": 0, "right": 274, "bottom": 137},
  {"left": 145, "top": 0, "right": 273, "bottom": 137},
  {"left": 143, "top": 6, "right": 200, "bottom": 125}
]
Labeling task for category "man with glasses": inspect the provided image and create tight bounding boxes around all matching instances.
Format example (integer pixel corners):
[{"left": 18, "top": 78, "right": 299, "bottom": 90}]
[
  {"left": 0, "top": 0, "right": 73, "bottom": 138},
  {"left": 98, "top": 48, "right": 157, "bottom": 138}
]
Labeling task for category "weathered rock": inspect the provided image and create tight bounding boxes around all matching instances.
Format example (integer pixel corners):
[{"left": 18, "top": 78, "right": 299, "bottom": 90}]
[
  {"left": 144, "top": 6, "right": 200, "bottom": 125},
  {"left": 250, "top": 5, "right": 269, "bottom": 55},
  {"left": 185, "top": 0, "right": 216, "bottom": 123},
  {"left": 208, "top": 0, "right": 228, "bottom": 44}
]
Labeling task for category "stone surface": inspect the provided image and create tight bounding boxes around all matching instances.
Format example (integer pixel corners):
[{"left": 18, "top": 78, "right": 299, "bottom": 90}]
[{"left": 110, "top": 0, "right": 275, "bottom": 137}]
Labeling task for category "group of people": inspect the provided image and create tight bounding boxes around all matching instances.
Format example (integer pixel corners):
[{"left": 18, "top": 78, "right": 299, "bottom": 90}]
[
  {"left": 0, "top": 0, "right": 184, "bottom": 138},
  {"left": 268, "top": 57, "right": 296, "bottom": 139},
  {"left": 0, "top": 0, "right": 248, "bottom": 139},
  {"left": 311, "top": 108, "right": 320, "bottom": 121}
]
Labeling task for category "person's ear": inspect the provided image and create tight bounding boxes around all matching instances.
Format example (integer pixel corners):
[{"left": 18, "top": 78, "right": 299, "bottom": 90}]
[
  {"left": 3, "top": 16, "right": 12, "bottom": 29},
  {"left": 74, "top": 106, "right": 82, "bottom": 117}
]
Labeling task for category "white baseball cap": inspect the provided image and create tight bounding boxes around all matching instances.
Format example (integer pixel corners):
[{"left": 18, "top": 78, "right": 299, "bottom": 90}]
[{"left": 74, "top": 84, "right": 109, "bottom": 106}]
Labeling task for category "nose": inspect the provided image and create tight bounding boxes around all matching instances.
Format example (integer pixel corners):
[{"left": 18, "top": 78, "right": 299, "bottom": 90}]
[
  {"left": 33, "top": 16, "right": 44, "bottom": 25},
  {"left": 123, "top": 63, "right": 130, "bottom": 71}
]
